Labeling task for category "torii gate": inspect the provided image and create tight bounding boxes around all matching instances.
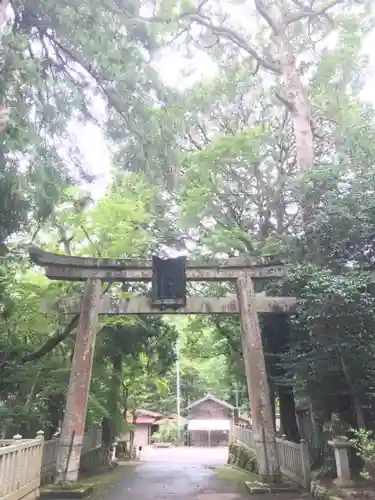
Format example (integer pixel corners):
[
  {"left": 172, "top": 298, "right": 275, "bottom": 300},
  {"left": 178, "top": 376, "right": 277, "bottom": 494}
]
[{"left": 29, "top": 247, "right": 296, "bottom": 484}]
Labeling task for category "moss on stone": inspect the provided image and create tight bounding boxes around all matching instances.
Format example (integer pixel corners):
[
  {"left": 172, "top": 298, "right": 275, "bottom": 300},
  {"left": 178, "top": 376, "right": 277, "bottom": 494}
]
[
  {"left": 228, "top": 441, "right": 258, "bottom": 474},
  {"left": 216, "top": 466, "right": 258, "bottom": 484},
  {"left": 41, "top": 464, "right": 135, "bottom": 499}
]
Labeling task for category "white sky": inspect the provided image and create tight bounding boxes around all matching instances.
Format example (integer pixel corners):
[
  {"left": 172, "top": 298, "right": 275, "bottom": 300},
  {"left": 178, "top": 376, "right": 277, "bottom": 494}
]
[{"left": 78, "top": 30, "right": 375, "bottom": 199}]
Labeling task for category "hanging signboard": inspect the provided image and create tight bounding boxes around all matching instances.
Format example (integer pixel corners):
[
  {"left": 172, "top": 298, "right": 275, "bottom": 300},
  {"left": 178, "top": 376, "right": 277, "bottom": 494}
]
[{"left": 151, "top": 255, "right": 187, "bottom": 310}]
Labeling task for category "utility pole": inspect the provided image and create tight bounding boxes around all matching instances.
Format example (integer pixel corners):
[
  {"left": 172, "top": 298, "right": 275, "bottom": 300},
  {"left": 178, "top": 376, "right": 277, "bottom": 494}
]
[
  {"left": 235, "top": 381, "right": 239, "bottom": 410},
  {"left": 176, "top": 335, "right": 181, "bottom": 444}
]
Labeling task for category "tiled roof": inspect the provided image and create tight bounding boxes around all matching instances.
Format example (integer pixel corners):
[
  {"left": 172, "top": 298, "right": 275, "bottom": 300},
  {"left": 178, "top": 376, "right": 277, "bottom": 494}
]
[{"left": 186, "top": 393, "right": 234, "bottom": 411}]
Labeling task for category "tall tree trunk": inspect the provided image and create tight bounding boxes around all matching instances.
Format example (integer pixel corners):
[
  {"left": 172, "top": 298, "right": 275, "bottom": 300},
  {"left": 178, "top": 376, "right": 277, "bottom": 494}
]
[
  {"left": 275, "top": 26, "right": 317, "bottom": 239},
  {"left": 101, "top": 417, "right": 111, "bottom": 464},
  {"left": 110, "top": 353, "right": 123, "bottom": 435},
  {"left": 103, "top": 353, "right": 124, "bottom": 463},
  {"left": 0, "top": 0, "right": 8, "bottom": 28},
  {"left": 129, "top": 410, "right": 136, "bottom": 459},
  {"left": 338, "top": 347, "right": 366, "bottom": 429},
  {"left": 270, "top": 382, "right": 276, "bottom": 432},
  {"left": 122, "top": 397, "right": 130, "bottom": 458},
  {"left": 278, "top": 386, "right": 301, "bottom": 443},
  {"left": 277, "top": 34, "right": 314, "bottom": 175}
]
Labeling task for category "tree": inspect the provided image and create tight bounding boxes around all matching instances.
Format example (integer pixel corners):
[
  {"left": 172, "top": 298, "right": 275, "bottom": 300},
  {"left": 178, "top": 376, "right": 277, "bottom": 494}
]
[
  {"left": 0, "top": 169, "right": 177, "bottom": 439},
  {"left": 134, "top": 0, "right": 372, "bottom": 182},
  {"left": 0, "top": 0, "right": 174, "bottom": 251},
  {"left": 92, "top": 317, "right": 177, "bottom": 457},
  {"left": 148, "top": 1, "right": 375, "bottom": 445},
  {"left": 0, "top": 258, "right": 74, "bottom": 438}
]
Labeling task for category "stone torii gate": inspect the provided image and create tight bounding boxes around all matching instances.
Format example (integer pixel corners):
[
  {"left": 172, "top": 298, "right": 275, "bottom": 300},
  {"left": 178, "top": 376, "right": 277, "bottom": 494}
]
[{"left": 29, "top": 247, "right": 296, "bottom": 484}]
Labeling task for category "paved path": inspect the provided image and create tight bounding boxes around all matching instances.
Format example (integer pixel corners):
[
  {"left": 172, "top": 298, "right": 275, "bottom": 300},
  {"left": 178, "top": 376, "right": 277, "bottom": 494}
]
[{"left": 106, "top": 447, "right": 309, "bottom": 500}]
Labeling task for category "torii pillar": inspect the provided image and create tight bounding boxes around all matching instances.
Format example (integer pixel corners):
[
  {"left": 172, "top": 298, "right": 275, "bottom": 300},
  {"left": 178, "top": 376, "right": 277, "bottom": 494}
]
[
  {"left": 55, "top": 278, "right": 102, "bottom": 484},
  {"left": 237, "top": 272, "right": 281, "bottom": 482}
]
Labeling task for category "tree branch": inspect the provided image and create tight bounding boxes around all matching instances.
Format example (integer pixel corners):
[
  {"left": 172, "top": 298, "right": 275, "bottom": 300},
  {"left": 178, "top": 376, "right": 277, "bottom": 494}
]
[
  {"left": 22, "top": 314, "right": 79, "bottom": 363},
  {"left": 188, "top": 350, "right": 228, "bottom": 359},
  {"left": 42, "top": 31, "right": 144, "bottom": 137},
  {"left": 188, "top": 13, "right": 281, "bottom": 74},
  {"left": 80, "top": 225, "right": 101, "bottom": 257},
  {"left": 285, "top": 0, "right": 343, "bottom": 25},
  {"left": 275, "top": 92, "right": 295, "bottom": 112},
  {"left": 21, "top": 282, "right": 113, "bottom": 364},
  {"left": 254, "top": 0, "right": 279, "bottom": 34},
  {"left": 130, "top": 10, "right": 280, "bottom": 74}
]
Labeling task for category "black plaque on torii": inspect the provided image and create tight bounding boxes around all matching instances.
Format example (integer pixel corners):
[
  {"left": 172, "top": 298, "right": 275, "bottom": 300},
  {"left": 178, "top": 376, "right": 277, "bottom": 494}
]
[{"left": 151, "top": 255, "right": 186, "bottom": 310}]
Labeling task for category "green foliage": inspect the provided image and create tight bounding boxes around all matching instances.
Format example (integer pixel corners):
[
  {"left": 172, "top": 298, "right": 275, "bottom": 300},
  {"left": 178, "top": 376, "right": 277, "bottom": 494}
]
[
  {"left": 0, "top": 174, "right": 179, "bottom": 437},
  {"left": 277, "top": 266, "right": 375, "bottom": 428},
  {"left": 0, "top": 0, "right": 175, "bottom": 248},
  {"left": 351, "top": 429, "right": 375, "bottom": 480},
  {"left": 144, "top": 315, "right": 247, "bottom": 417},
  {"left": 151, "top": 421, "right": 181, "bottom": 443}
]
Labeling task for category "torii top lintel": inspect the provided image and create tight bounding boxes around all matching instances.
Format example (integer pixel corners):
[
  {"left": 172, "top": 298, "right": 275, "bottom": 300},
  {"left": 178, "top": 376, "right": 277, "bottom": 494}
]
[{"left": 28, "top": 247, "right": 287, "bottom": 282}]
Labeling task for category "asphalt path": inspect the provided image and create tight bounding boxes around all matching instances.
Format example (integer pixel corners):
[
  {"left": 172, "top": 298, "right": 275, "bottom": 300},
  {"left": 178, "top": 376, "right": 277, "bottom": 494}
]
[{"left": 105, "top": 447, "right": 309, "bottom": 500}]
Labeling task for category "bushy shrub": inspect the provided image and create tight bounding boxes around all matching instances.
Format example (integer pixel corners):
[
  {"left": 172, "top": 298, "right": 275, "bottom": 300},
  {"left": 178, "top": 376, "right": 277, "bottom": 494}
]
[
  {"left": 351, "top": 429, "right": 375, "bottom": 479},
  {"left": 151, "top": 421, "right": 183, "bottom": 444}
]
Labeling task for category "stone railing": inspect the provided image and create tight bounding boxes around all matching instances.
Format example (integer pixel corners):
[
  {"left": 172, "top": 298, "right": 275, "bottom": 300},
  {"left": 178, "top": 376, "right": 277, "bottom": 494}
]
[
  {"left": 231, "top": 424, "right": 311, "bottom": 488},
  {"left": 0, "top": 432, "right": 44, "bottom": 500},
  {"left": 41, "top": 427, "right": 102, "bottom": 477},
  {"left": 276, "top": 436, "right": 311, "bottom": 488},
  {"left": 0, "top": 440, "right": 15, "bottom": 448}
]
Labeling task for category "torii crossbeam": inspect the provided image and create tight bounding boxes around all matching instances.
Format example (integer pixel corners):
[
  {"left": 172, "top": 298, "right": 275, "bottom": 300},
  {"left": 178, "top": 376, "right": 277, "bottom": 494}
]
[
  {"left": 30, "top": 247, "right": 294, "bottom": 484},
  {"left": 54, "top": 295, "right": 296, "bottom": 315},
  {"left": 30, "top": 247, "right": 287, "bottom": 281}
]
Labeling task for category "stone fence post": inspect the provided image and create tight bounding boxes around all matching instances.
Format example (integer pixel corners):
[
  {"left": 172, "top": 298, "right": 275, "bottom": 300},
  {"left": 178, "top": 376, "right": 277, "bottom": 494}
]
[
  {"left": 36, "top": 430, "right": 45, "bottom": 441},
  {"left": 328, "top": 437, "right": 354, "bottom": 487}
]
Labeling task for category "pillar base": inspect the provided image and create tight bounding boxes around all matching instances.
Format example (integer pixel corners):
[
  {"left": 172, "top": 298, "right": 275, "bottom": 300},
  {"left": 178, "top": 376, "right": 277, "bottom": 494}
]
[
  {"left": 333, "top": 478, "right": 355, "bottom": 488},
  {"left": 41, "top": 485, "right": 94, "bottom": 498},
  {"left": 246, "top": 481, "right": 300, "bottom": 494},
  {"left": 259, "top": 473, "right": 283, "bottom": 484},
  {"left": 54, "top": 440, "right": 83, "bottom": 485}
]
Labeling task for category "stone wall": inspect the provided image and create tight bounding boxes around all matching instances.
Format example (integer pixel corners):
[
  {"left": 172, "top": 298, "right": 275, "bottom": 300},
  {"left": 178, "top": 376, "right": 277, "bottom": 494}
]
[{"left": 228, "top": 441, "right": 258, "bottom": 474}]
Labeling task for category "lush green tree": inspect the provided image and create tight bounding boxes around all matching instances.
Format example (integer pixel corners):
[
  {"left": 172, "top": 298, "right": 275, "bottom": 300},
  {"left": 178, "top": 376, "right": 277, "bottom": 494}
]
[
  {"left": 91, "top": 317, "right": 178, "bottom": 455},
  {"left": 152, "top": 420, "right": 181, "bottom": 444},
  {"left": 145, "top": 0, "right": 375, "bottom": 449},
  {"left": 0, "top": 172, "right": 178, "bottom": 439},
  {"left": 0, "top": 0, "right": 177, "bottom": 250}
]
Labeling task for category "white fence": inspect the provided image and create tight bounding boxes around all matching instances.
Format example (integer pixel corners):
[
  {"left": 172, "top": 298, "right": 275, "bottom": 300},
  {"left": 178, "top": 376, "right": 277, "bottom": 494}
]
[
  {"left": 0, "top": 433, "right": 44, "bottom": 500},
  {"left": 276, "top": 436, "right": 311, "bottom": 488},
  {"left": 231, "top": 425, "right": 256, "bottom": 450},
  {"left": 41, "top": 428, "right": 102, "bottom": 476},
  {"left": 0, "top": 427, "right": 102, "bottom": 500},
  {"left": 231, "top": 425, "right": 311, "bottom": 488}
]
